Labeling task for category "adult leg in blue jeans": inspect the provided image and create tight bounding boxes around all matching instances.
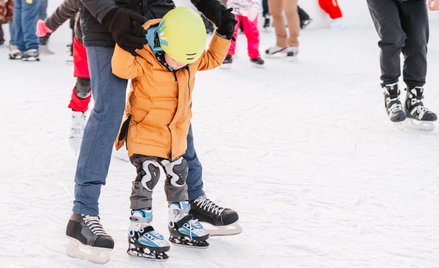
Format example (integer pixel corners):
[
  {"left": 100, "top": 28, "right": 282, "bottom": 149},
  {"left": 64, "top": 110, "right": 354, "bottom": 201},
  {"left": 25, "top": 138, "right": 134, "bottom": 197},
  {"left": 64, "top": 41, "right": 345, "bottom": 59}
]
[
  {"left": 185, "top": 124, "right": 241, "bottom": 236},
  {"left": 11, "top": 0, "right": 39, "bottom": 59},
  {"left": 66, "top": 46, "right": 127, "bottom": 263}
]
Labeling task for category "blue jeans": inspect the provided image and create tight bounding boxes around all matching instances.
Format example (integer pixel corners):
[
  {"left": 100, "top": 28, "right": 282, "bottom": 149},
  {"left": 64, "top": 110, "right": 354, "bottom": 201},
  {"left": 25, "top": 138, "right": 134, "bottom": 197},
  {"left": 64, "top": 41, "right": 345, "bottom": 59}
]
[
  {"left": 184, "top": 125, "right": 205, "bottom": 201},
  {"left": 73, "top": 46, "right": 127, "bottom": 216},
  {"left": 38, "top": 0, "right": 47, "bottom": 19},
  {"left": 12, "top": 0, "right": 39, "bottom": 51}
]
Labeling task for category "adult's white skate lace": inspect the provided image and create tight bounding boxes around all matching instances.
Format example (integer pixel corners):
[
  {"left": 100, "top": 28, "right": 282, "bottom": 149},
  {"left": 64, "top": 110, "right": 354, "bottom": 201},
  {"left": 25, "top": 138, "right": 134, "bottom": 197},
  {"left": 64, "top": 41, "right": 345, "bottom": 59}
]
[
  {"left": 193, "top": 196, "right": 225, "bottom": 216},
  {"left": 83, "top": 215, "right": 109, "bottom": 236}
]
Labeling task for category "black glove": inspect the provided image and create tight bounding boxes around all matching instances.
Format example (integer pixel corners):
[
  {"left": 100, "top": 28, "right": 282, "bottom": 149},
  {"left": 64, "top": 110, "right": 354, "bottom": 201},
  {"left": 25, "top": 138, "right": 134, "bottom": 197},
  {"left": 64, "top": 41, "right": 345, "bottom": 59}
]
[
  {"left": 216, "top": 8, "right": 237, "bottom": 40},
  {"left": 102, "top": 8, "right": 147, "bottom": 55},
  {"left": 192, "top": 0, "right": 224, "bottom": 27}
]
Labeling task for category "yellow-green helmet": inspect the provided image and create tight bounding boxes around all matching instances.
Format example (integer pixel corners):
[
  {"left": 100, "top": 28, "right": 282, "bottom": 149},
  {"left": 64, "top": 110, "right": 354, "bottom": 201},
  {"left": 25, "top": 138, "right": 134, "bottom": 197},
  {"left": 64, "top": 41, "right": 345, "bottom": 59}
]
[{"left": 157, "top": 7, "right": 206, "bottom": 64}]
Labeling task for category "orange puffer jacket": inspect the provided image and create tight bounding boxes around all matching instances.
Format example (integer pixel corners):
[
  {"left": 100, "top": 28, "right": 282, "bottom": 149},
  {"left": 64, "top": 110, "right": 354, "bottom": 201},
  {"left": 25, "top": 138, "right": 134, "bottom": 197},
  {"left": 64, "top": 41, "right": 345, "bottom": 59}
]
[{"left": 112, "top": 19, "right": 230, "bottom": 160}]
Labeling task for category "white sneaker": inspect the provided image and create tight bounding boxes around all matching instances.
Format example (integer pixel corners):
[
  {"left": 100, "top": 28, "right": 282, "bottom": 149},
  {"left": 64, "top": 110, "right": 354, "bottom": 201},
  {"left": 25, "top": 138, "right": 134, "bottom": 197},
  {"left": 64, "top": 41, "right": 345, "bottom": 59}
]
[
  {"left": 69, "top": 111, "right": 87, "bottom": 153},
  {"left": 286, "top": 47, "right": 299, "bottom": 61},
  {"left": 39, "top": 44, "right": 55, "bottom": 55},
  {"left": 265, "top": 46, "right": 286, "bottom": 57}
]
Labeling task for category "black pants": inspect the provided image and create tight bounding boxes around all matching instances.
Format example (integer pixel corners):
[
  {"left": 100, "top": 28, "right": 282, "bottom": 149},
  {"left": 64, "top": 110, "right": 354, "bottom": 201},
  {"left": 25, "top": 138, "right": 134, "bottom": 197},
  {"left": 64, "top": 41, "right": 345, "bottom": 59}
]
[
  {"left": 367, "top": 0, "right": 429, "bottom": 88},
  {"left": 0, "top": 25, "right": 4, "bottom": 45}
]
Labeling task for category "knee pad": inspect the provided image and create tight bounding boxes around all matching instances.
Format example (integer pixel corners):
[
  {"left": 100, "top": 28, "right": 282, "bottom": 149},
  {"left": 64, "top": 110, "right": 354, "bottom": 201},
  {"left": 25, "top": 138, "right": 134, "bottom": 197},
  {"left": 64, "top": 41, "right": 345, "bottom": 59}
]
[
  {"left": 139, "top": 159, "right": 162, "bottom": 191},
  {"left": 162, "top": 158, "right": 188, "bottom": 188},
  {"left": 75, "top": 78, "right": 91, "bottom": 99}
]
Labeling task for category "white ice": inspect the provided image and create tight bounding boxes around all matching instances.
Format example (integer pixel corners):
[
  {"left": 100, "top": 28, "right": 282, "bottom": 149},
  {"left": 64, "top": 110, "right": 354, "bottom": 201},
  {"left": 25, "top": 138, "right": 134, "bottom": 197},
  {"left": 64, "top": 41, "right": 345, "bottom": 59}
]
[{"left": 1, "top": 1, "right": 439, "bottom": 267}]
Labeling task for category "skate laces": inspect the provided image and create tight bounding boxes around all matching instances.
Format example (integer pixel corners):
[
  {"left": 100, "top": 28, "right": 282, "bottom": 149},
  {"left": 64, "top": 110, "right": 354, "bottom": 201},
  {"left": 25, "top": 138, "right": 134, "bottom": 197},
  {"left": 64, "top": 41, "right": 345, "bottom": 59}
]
[
  {"left": 408, "top": 97, "right": 429, "bottom": 118},
  {"left": 387, "top": 97, "right": 403, "bottom": 113},
  {"left": 82, "top": 215, "right": 109, "bottom": 236},
  {"left": 193, "top": 195, "right": 225, "bottom": 216}
]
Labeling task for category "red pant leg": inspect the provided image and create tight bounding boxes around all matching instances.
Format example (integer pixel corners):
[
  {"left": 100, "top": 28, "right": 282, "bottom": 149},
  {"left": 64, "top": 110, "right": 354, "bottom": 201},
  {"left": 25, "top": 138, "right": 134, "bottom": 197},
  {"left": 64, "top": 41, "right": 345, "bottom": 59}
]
[
  {"left": 227, "top": 15, "right": 242, "bottom": 56},
  {"left": 68, "top": 87, "right": 91, "bottom": 112},
  {"left": 73, "top": 37, "right": 90, "bottom": 78},
  {"left": 318, "top": 0, "right": 343, "bottom": 19},
  {"left": 68, "top": 37, "right": 91, "bottom": 112},
  {"left": 241, "top": 15, "right": 260, "bottom": 59}
]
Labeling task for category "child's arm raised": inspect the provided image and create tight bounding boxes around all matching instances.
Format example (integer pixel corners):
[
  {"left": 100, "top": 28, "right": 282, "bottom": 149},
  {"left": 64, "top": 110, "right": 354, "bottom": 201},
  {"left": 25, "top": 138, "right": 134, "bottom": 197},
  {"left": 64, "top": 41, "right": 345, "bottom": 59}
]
[
  {"left": 197, "top": 34, "right": 231, "bottom": 71},
  {"left": 111, "top": 45, "right": 146, "bottom": 79}
]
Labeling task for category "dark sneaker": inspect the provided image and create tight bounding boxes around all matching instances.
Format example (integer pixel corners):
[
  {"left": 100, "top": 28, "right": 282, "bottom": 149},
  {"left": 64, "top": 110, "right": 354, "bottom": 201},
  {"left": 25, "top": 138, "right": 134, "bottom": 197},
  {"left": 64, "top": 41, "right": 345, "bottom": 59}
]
[
  {"left": 301, "top": 19, "right": 312, "bottom": 29},
  {"left": 223, "top": 54, "right": 233, "bottom": 64},
  {"left": 250, "top": 57, "right": 265, "bottom": 67},
  {"left": 65, "top": 213, "right": 114, "bottom": 264},
  {"left": 263, "top": 16, "right": 270, "bottom": 28},
  {"left": 221, "top": 55, "right": 233, "bottom": 70},
  {"left": 21, "top": 49, "right": 40, "bottom": 61},
  {"left": 383, "top": 83, "right": 406, "bottom": 122},
  {"left": 405, "top": 86, "right": 437, "bottom": 121}
]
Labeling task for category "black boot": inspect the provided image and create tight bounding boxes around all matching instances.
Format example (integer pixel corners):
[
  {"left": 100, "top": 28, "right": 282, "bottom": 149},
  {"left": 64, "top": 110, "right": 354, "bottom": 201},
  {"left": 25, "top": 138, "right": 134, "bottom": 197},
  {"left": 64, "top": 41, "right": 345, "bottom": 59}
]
[
  {"left": 383, "top": 83, "right": 406, "bottom": 122},
  {"left": 405, "top": 86, "right": 437, "bottom": 121},
  {"left": 65, "top": 214, "right": 114, "bottom": 263}
]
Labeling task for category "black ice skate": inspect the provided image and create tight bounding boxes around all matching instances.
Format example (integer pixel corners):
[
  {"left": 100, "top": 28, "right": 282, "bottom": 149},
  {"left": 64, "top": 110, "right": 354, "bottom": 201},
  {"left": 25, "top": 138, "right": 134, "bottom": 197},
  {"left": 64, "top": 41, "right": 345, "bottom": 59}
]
[
  {"left": 190, "top": 195, "right": 242, "bottom": 236},
  {"left": 250, "top": 57, "right": 265, "bottom": 68},
  {"left": 383, "top": 83, "right": 407, "bottom": 123},
  {"left": 404, "top": 86, "right": 437, "bottom": 131},
  {"left": 127, "top": 209, "right": 170, "bottom": 261},
  {"left": 220, "top": 55, "right": 233, "bottom": 70},
  {"left": 168, "top": 201, "right": 209, "bottom": 248},
  {"left": 65, "top": 214, "right": 114, "bottom": 264}
]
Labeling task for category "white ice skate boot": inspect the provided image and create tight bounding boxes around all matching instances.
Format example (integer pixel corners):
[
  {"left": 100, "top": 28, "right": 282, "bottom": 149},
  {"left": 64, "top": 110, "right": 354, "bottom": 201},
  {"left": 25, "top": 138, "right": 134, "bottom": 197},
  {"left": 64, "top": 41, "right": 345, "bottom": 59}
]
[{"left": 69, "top": 111, "right": 87, "bottom": 153}]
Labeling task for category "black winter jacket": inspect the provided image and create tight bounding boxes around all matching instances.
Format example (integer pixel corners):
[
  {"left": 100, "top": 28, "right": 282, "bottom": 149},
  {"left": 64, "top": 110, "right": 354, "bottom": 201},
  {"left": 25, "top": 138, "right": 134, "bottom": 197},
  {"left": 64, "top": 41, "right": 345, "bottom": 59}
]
[
  {"left": 80, "top": 0, "right": 182, "bottom": 47},
  {"left": 45, "top": 0, "right": 82, "bottom": 43}
]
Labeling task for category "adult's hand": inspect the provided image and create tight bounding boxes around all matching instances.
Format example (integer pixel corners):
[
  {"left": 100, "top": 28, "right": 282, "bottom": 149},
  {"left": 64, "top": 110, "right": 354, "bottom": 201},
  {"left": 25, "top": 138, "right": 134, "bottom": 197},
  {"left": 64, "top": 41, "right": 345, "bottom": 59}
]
[
  {"left": 216, "top": 8, "right": 237, "bottom": 40},
  {"left": 102, "top": 8, "right": 147, "bottom": 55}
]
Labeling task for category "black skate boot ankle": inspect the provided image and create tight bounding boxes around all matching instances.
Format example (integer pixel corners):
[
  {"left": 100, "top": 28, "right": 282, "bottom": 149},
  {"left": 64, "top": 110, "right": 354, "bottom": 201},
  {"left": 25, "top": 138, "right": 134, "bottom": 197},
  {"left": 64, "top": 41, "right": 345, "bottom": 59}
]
[
  {"left": 383, "top": 83, "right": 406, "bottom": 122},
  {"left": 65, "top": 213, "right": 114, "bottom": 264},
  {"left": 405, "top": 86, "right": 437, "bottom": 121},
  {"left": 189, "top": 195, "right": 242, "bottom": 236}
]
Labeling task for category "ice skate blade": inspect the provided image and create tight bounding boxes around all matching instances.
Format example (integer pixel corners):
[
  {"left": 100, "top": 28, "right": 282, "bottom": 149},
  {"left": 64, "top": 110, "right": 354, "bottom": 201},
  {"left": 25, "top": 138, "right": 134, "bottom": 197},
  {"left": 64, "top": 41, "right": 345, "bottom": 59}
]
[
  {"left": 127, "top": 249, "right": 168, "bottom": 261},
  {"left": 264, "top": 52, "right": 286, "bottom": 59},
  {"left": 169, "top": 236, "right": 209, "bottom": 249},
  {"left": 392, "top": 121, "right": 405, "bottom": 130},
  {"left": 201, "top": 222, "right": 243, "bottom": 236},
  {"left": 66, "top": 237, "right": 112, "bottom": 264},
  {"left": 286, "top": 55, "right": 298, "bottom": 62},
  {"left": 69, "top": 136, "right": 83, "bottom": 154},
  {"left": 251, "top": 63, "right": 265, "bottom": 69},
  {"left": 404, "top": 119, "right": 435, "bottom": 131},
  {"left": 220, "top": 64, "right": 232, "bottom": 70},
  {"left": 112, "top": 147, "right": 130, "bottom": 162}
]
